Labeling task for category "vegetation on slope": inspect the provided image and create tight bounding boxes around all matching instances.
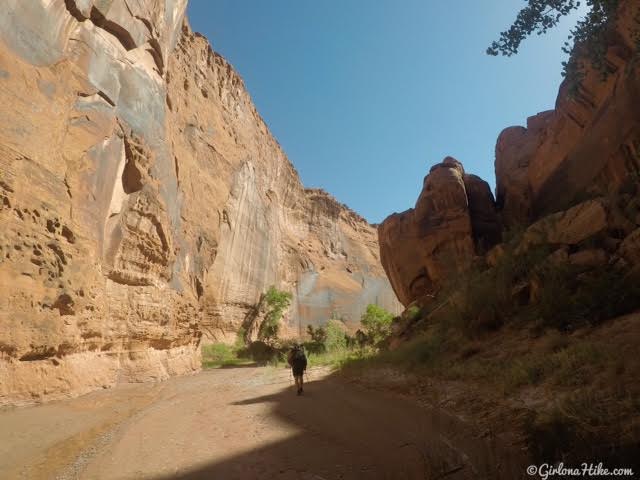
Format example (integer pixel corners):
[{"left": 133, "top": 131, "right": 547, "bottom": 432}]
[{"left": 340, "top": 228, "right": 640, "bottom": 466}]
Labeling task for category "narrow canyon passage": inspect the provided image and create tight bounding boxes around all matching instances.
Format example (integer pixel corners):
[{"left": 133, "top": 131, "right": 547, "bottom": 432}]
[{"left": 0, "top": 368, "right": 512, "bottom": 480}]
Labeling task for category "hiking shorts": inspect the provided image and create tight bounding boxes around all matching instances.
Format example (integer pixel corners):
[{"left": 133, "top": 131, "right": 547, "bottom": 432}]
[{"left": 292, "top": 366, "right": 305, "bottom": 377}]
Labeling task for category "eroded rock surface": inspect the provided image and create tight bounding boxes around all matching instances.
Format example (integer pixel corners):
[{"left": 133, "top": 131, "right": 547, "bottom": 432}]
[
  {"left": 0, "top": 1, "right": 399, "bottom": 405},
  {"left": 379, "top": 0, "right": 640, "bottom": 308},
  {"left": 496, "top": 0, "right": 640, "bottom": 227},
  {"left": 379, "top": 157, "right": 500, "bottom": 306}
]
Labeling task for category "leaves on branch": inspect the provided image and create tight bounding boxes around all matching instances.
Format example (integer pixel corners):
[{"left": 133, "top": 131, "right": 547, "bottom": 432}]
[{"left": 487, "top": 0, "right": 637, "bottom": 94}]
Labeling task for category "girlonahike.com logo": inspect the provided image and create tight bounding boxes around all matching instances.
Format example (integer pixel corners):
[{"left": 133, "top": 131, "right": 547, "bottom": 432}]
[{"left": 527, "top": 463, "right": 634, "bottom": 479}]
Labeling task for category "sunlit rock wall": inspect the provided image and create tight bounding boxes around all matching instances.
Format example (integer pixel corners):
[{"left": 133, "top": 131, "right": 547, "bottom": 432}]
[
  {"left": 0, "top": 1, "right": 399, "bottom": 405},
  {"left": 167, "top": 31, "right": 400, "bottom": 341}
]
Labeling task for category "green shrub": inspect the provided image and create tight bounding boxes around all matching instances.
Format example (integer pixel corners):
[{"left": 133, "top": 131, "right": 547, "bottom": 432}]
[
  {"left": 201, "top": 343, "right": 253, "bottom": 368},
  {"left": 535, "top": 265, "right": 640, "bottom": 330},
  {"left": 238, "top": 340, "right": 279, "bottom": 365},
  {"left": 360, "top": 304, "right": 394, "bottom": 345},
  {"left": 306, "top": 325, "right": 327, "bottom": 343},
  {"left": 435, "top": 243, "right": 552, "bottom": 337},
  {"left": 366, "top": 330, "right": 447, "bottom": 370},
  {"left": 303, "top": 341, "right": 326, "bottom": 354},
  {"left": 325, "top": 319, "right": 348, "bottom": 352},
  {"left": 404, "top": 305, "right": 422, "bottom": 321}
]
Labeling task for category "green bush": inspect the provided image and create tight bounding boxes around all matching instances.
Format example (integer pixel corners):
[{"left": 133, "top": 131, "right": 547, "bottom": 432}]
[
  {"left": 360, "top": 304, "right": 394, "bottom": 345},
  {"left": 535, "top": 265, "right": 640, "bottom": 330},
  {"left": 396, "top": 332, "right": 446, "bottom": 367},
  {"left": 201, "top": 343, "right": 253, "bottom": 368},
  {"left": 306, "top": 325, "right": 327, "bottom": 343},
  {"left": 404, "top": 305, "right": 422, "bottom": 321},
  {"left": 238, "top": 340, "right": 280, "bottom": 365},
  {"left": 325, "top": 319, "right": 348, "bottom": 352},
  {"left": 303, "top": 341, "right": 326, "bottom": 354}
]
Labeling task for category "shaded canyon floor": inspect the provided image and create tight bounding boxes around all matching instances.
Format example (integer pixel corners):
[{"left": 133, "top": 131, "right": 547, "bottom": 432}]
[{"left": 0, "top": 367, "right": 522, "bottom": 480}]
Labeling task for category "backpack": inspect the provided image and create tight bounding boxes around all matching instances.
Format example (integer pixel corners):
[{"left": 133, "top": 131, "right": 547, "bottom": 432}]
[{"left": 291, "top": 347, "right": 306, "bottom": 368}]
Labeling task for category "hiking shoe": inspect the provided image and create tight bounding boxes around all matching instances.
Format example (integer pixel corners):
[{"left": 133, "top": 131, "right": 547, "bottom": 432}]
[{"left": 297, "top": 388, "right": 302, "bottom": 396}]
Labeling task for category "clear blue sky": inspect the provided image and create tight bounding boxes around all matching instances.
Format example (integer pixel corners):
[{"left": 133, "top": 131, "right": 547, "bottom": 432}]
[{"left": 187, "top": 1, "right": 585, "bottom": 224}]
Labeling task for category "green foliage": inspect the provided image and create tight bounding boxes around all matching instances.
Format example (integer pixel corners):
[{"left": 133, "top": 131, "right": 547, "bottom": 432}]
[
  {"left": 234, "top": 327, "right": 247, "bottom": 348},
  {"left": 325, "top": 319, "right": 348, "bottom": 352},
  {"left": 299, "top": 314, "right": 386, "bottom": 367},
  {"left": 534, "top": 264, "right": 640, "bottom": 330},
  {"left": 440, "top": 238, "right": 640, "bottom": 336},
  {"left": 439, "top": 244, "right": 550, "bottom": 337},
  {"left": 257, "top": 286, "right": 292, "bottom": 345},
  {"left": 487, "top": 0, "right": 581, "bottom": 57},
  {"left": 240, "top": 340, "right": 280, "bottom": 364},
  {"left": 305, "top": 325, "right": 328, "bottom": 354},
  {"left": 306, "top": 325, "right": 327, "bottom": 343},
  {"left": 303, "top": 340, "right": 326, "bottom": 355},
  {"left": 360, "top": 304, "right": 394, "bottom": 345},
  {"left": 394, "top": 331, "right": 447, "bottom": 367},
  {"left": 405, "top": 305, "right": 422, "bottom": 322},
  {"left": 306, "top": 347, "right": 372, "bottom": 368},
  {"left": 488, "top": 0, "right": 638, "bottom": 94},
  {"left": 201, "top": 343, "right": 253, "bottom": 369}
]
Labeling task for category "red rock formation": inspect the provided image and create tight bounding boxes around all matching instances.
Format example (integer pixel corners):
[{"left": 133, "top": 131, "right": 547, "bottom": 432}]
[
  {"left": 495, "top": 111, "right": 555, "bottom": 225},
  {"left": 496, "top": 0, "right": 640, "bottom": 226},
  {"left": 381, "top": 1, "right": 640, "bottom": 308},
  {"left": 379, "top": 157, "right": 500, "bottom": 306}
]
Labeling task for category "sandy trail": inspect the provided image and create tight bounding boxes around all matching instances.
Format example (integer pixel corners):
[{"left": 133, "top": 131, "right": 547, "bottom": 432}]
[{"left": 0, "top": 366, "right": 515, "bottom": 479}]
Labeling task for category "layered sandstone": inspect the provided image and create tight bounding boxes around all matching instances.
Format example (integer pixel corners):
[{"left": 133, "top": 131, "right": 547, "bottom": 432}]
[
  {"left": 380, "top": 0, "right": 640, "bottom": 308},
  {"left": 0, "top": 1, "right": 399, "bottom": 405}
]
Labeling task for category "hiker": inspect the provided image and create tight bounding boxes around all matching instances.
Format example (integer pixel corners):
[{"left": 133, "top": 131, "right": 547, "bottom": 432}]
[{"left": 287, "top": 344, "right": 307, "bottom": 395}]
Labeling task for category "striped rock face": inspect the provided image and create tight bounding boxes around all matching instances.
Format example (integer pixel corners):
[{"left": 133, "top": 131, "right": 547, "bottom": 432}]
[{"left": 0, "top": 1, "right": 400, "bottom": 405}]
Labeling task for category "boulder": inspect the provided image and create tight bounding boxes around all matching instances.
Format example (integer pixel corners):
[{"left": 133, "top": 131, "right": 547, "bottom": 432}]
[
  {"left": 619, "top": 229, "right": 640, "bottom": 266},
  {"left": 569, "top": 249, "right": 609, "bottom": 268},
  {"left": 521, "top": 200, "right": 608, "bottom": 248}
]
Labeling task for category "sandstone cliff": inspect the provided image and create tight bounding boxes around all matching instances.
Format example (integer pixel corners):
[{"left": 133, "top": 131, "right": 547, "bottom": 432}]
[
  {"left": 380, "top": 0, "right": 640, "bottom": 310},
  {"left": 379, "top": 157, "right": 500, "bottom": 306},
  {"left": 0, "top": 1, "right": 399, "bottom": 405}
]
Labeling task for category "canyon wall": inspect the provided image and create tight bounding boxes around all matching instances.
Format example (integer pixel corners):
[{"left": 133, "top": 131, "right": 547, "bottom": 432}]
[
  {"left": 0, "top": 0, "right": 399, "bottom": 405},
  {"left": 380, "top": 0, "right": 640, "bottom": 309}
]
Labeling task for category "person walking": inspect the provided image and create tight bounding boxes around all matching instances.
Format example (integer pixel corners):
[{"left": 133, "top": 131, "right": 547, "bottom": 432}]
[{"left": 287, "top": 344, "right": 307, "bottom": 396}]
